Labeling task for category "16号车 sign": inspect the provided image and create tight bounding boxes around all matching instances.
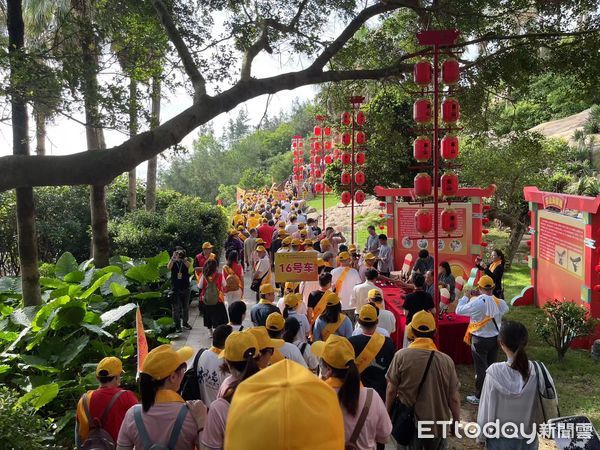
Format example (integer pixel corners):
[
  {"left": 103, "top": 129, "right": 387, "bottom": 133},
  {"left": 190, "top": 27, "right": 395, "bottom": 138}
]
[{"left": 274, "top": 252, "right": 318, "bottom": 282}]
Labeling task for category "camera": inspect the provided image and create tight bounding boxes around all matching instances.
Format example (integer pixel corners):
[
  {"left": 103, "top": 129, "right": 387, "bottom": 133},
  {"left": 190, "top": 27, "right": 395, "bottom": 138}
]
[{"left": 177, "top": 250, "right": 186, "bottom": 259}]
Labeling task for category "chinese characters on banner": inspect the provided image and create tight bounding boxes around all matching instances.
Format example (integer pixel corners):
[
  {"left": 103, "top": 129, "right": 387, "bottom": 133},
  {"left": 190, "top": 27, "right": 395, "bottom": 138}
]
[
  {"left": 136, "top": 306, "right": 148, "bottom": 378},
  {"left": 274, "top": 252, "right": 318, "bottom": 283},
  {"left": 538, "top": 210, "right": 585, "bottom": 279}
]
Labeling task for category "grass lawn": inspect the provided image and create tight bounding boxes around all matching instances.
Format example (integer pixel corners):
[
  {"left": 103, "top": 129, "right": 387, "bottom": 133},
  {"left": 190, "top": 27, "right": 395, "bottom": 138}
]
[{"left": 306, "top": 193, "right": 340, "bottom": 210}]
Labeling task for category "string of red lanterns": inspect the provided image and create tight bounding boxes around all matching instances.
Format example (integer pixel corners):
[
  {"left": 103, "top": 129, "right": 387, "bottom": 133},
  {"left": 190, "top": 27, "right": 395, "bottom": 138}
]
[
  {"left": 291, "top": 135, "right": 304, "bottom": 190},
  {"left": 312, "top": 116, "right": 334, "bottom": 229}
]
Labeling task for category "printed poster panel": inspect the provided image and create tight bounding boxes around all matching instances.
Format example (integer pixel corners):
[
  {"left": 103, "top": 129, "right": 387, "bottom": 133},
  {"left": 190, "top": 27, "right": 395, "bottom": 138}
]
[
  {"left": 538, "top": 210, "right": 585, "bottom": 280},
  {"left": 274, "top": 252, "right": 318, "bottom": 283}
]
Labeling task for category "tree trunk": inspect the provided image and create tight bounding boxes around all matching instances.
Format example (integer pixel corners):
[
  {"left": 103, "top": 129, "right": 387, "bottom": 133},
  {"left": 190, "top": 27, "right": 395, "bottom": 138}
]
[
  {"left": 146, "top": 76, "right": 161, "bottom": 212},
  {"left": 8, "top": 0, "right": 41, "bottom": 306},
  {"left": 504, "top": 206, "right": 529, "bottom": 270},
  {"left": 127, "top": 78, "right": 138, "bottom": 210},
  {"left": 73, "top": 0, "right": 110, "bottom": 267},
  {"left": 34, "top": 107, "right": 46, "bottom": 156}
]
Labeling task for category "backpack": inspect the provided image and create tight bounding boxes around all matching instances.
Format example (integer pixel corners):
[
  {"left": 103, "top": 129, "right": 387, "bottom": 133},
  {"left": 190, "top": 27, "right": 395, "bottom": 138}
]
[
  {"left": 180, "top": 348, "right": 207, "bottom": 401},
  {"left": 133, "top": 404, "right": 188, "bottom": 450},
  {"left": 80, "top": 390, "right": 124, "bottom": 450},
  {"left": 203, "top": 277, "right": 219, "bottom": 306},
  {"left": 533, "top": 360, "right": 560, "bottom": 422},
  {"left": 224, "top": 266, "right": 241, "bottom": 291},
  {"left": 225, "top": 240, "right": 238, "bottom": 259}
]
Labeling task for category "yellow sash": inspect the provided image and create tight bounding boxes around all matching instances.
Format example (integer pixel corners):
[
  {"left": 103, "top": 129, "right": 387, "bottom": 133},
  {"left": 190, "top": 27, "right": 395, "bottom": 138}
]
[
  {"left": 408, "top": 337, "right": 438, "bottom": 351},
  {"left": 322, "top": 314, "right": 347, "bottom": 341},
  {"left": 334, "top": 267, "right": 350, "bottom": 294},
  {"left": 463, "top": 296, "right": 501, "bottom": 345},
  {"left": 355, "top": 332, "right": 385, "bottom": 373},
  {"left": 311, "top": 290, "right": 331, "bottom": 324}
]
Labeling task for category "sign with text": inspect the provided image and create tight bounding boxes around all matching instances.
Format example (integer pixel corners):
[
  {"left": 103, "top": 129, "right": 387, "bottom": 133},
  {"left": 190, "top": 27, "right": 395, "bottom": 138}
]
[{"left": 274, "top": 252, "right": 318, "bottom": 282}]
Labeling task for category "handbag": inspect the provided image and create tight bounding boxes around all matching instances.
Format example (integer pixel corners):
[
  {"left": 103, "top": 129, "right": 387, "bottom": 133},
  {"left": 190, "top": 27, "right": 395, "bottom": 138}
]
[
  {"left": 533, "top": 360, "right": 560, "bottom": 422},
  {"left": 390, "top": 351, "right": 435, "bottom": 445},
  {"left": 251, "top": 270, "right": 268, "bottom": 292}
]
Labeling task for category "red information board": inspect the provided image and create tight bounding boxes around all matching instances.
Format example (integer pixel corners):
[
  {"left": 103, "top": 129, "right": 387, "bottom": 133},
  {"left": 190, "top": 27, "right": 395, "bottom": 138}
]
[{"left": 538, "top": 212, "right": 585, "bottom": 280}]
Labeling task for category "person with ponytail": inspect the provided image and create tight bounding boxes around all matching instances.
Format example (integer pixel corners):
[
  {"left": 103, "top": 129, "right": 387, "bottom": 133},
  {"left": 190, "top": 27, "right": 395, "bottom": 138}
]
[
  {"left": 282, "top": 316, "right": 319, "bottom": 371},
  {"left": 117, "top": 345, "right": 206, "bottom": 449},
  {"left": 477, "top": 320, "right": 548, "bottom": 449},
  {"left": 312, "top": 335, "right": 391, "bottom": 449},
  {"left": 281, "top": 293, "right": 310, "bottom": 342},
  {"left": 202, "top": 331, "right": 261, "bottom": 450},
  {"left": 312, "top": 291, "right": 353, "bottom": 341}
]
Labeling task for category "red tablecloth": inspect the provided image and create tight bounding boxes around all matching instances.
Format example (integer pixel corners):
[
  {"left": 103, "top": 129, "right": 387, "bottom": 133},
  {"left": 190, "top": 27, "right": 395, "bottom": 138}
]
[{"left": 380, "top": 284, "right": 473, "bottom": 365}]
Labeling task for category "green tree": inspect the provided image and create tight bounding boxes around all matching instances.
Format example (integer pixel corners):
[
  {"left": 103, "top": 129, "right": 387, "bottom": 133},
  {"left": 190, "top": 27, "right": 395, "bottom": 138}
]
[{"left": 238, "top": 168, "right": 269, "bottom": 191}]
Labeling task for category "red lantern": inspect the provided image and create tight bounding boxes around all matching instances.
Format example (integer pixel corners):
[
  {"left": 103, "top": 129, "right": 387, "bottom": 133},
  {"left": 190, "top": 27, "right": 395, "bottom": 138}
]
[
  {"left": 355, "top": 190, "right": 366, "bottom": 204},
  {"left": 341, "top": 171, "right": 352, "bottom": 185},
  {"left": 325, "top": 140, "right": 333, "bottom": 150},
  {"left": 441, "top": 208, "right": 458, "bottom": 233},
  {"left": 413, "top": 98, "right": 432, "bottom": 124},
  {"left": 341, "top": 191, "right": 352, "bottom": 205},
  {"left": 415, "top": 209, "right": 433, "bottom": 234},
  {"left": 325, "top": 185, "right": 332, "bottom": 193},
  {"left": 355, "top": 152, "right": 366, "bottom": 165},
  {"left": 341, "top": 152, "right": 352, "bottom": 165},
  {"left": 293, "top": 166, "right": 300, "bottom": 174},
  {"left": 324, "top": 127, "right": 332, "bottom": 136},
  {"left": 356, "top": 111, "right": 366, "bottom": 126},
  {"left": 356, "top": 131, "right": 366, "bottom": 145},
  {"left": 293, "top": 174, "right": 298, "bottom": 181},
  {"left": 314, "top": 141, "right": 322, "bottom": 151},
  {"left": 482, "top": 229, "right": 489, "bottom": 235},
  {"left": 298, "top": 173, "right": 304, "bottom": 180},
  {"left": 379, "top": 202, "right": 386, "bottom": 208},
  {"left": 441, "top": 172, "right": 459, "bottom": 196},
  {"left": 441, "top": 134, "right": 459, "bottom": 160},
  {"left": 298, "top": 141, "right": 304, "bottom": 148},
  {"left": 413, "top": 136, "right": 432, "bottom": 162},
  {"left": 314, "top": 169, "right": 322, "bottom": 178},
  {"left": 341, "top": 111, "right": 352, "bottom": 126},
  {"left": 414, "top": 173, "right": 432, "bottom": 197},
  {"left": 481, "top": 242, "right": 489, "bottom": 248},
  {"left": 482, "top": 217, "right": 490, "bottom": 225},
  {"left": 341, "top": 132, "right": 351, "bottom": 146},
  {"left": 324, "top": 155, "right": 333, "bottom": 165},
  {"left": 292, "top": 142, "right": 297, "bottom": 148},
  {"left": 483, "top": 205, "right": 491, "bottom": 212},
  {"left": 441, "top": 97, "right": 460, "bottom": 123},
  {"left": 414, "top": 59, "right": 432, "bottom": 86},
  {"left": 315, "top": 183, "right": 324, "bottom": 192},
  {"left": 355, "top": 171, "right": 366, "bottom": 186},
  {"left": 315, "top": 156, "right": 322, "bottom": 165},
  {"left": 314, "top": 126, "right": 322, "bottom": 136},
  {"left": 442, "top": 58, "right": 460, "bottom": 85}
]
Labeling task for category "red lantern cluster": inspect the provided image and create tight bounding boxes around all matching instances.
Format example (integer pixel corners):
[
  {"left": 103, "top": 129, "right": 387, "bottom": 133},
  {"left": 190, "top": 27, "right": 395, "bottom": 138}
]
[
  {"left": 291, "top": 136, "right": 304, "bottom": 187},
  {"left": 341, "top": 191, "right": 352, "bottom": 205},
  {"left": 415, "top": 209, "right": 433, "bottom": 234}
]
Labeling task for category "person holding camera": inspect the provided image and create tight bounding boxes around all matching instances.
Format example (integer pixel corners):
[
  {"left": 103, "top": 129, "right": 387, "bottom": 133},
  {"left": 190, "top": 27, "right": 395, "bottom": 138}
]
[{"left": 167, "top": 246, "right": 192, "bottom": 332}]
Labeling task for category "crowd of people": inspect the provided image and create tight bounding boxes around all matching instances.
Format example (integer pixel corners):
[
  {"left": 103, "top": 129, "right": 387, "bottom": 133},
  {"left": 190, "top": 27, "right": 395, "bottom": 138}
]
[{"left": 74, "top": 191, "right": 555, "bottom": 450}]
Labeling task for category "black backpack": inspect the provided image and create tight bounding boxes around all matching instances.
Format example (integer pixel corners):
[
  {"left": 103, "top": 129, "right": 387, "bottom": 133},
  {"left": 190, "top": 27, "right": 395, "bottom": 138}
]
[
  {"left": 80, "top": 390, "right": 124, "bottom": 450},
  {"left": 179, "top": 348, "right": 206, "bottom": 401}
]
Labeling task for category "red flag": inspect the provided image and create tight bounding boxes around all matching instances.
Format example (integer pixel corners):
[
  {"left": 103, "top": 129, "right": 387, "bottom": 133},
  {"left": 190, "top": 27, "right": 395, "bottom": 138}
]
[{"left": 136, "top": 306, "right": 148, "bottom": 377}]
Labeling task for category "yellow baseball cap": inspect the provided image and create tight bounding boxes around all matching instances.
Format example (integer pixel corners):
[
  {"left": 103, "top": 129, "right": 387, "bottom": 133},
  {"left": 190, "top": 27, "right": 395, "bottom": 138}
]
[
  {"left": 237, "top": 225, "right": 245, "bottom": 231},
  {"left": 284, "top": 293, "right": 301, "bottom": 309},
  {"left": 255, "top": 238, "right": 265, "bottom": 245},
  {"left": 321, "top": 290, "right": 340, "bottom": 306},
  {"left": 311, "top": 335, "right": 355, "bottom": 370},
  {"left": 141, "top": 344, "right": 193, "bottom": 380},
  {"left": 278, "top": 230, "right": 288, "bottom": 237},
  {"left": 338, "top": 251, "right": 351, "bottom": 261},
  {"left": 284, "top": 281, "right": 299, "bottom": 291},
  {"left": 266, "top": 312, "right": 285, "bottom": 332},
  {"left": 278, "top": 221, "right": 285, "bottom": 228},
  {"left": 349, "top": 244, "right": 357, "bottom": 252},
  {"left": 246, "top": 327, "right": 284, "bottom": 351},
  {"left": 224, "top": 360, "right": 344, "bottom": 450},
  {"left": 228, "top": 229, "right": 238, "bottom": 236},
  {"left": 259, "top": 284, "right": 275, "bottom": 295},
  {"left": 96, "top": 356, "right": 123, "bottom": 377},
  {"left": 282, "top": 237, "right": 292, "bottom": 246},
  {"left": 202, "top": 242, "right": 213, "bottom": 249},
  {"left": 220, "top": 331, "right": 259, "bottom": 362},
  {"left": 320, "top": 238, "right": 331, "bottom": 246},
  {"left": 299, "top": 229, "right": 308, "bottom": 236},
  {"left": 478, "top": 275, "right": 495, "bottom": 289},
  {"left": 291, "top": 239, "right": 302, "bottom": 246},
  {"left": 358, "top": 304, "right": 378, "bottom": 323},
  {"left": 303, "top": 239, "right": 313, "bottom": 246},
  {"left": 298, "top": 223, "right": 306, "bottom": 229},
  {"left": 364, "top": 252, "right": 376, "bottom": 261},
  {"left": 317, "top": 258, "right": 325, "bottom": 267},
  {"left": 368, "top": 289, "right": 383, "bottom": 300},
  {"left": 406, "top": 310, "right": 436, "bottom": 341},
  {"left": 256, "top": 245, "right": 266, "bottom": 252}
]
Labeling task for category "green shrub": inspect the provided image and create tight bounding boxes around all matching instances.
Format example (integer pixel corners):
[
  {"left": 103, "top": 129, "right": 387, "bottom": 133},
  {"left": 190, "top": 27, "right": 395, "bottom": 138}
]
[
  {"left": 0, "top": 387, "right": 55, "bottom": 449},
  {"left": 535, "top": 299, "right": 597, "bottom": 361}
]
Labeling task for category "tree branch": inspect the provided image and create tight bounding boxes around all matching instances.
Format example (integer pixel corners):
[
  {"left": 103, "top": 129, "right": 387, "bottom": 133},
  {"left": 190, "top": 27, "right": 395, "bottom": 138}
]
[{"left": 151, "top": 0, "right": 206, "bottom": 99}]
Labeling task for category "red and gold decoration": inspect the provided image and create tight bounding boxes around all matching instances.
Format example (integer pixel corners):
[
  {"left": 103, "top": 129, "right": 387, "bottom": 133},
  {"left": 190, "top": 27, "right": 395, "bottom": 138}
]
[{"left": 291, "top": 135, "right": 304, "bottom": 191}]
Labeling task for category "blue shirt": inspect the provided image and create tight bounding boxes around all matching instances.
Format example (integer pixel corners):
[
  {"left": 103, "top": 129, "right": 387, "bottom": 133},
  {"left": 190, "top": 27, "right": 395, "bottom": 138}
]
[{"left": 313, "top": 315, "right": 353, "bottom": 341}]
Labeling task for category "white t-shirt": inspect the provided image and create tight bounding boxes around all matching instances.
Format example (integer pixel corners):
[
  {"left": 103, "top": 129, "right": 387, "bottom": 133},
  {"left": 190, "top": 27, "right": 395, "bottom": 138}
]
[
  {"left": 276, "top": 299, "right": 307, "bottom": 317},
  {"left": 377, "top": 309, "right": 397, "bottom": 336},
  {"left": 280, "top": 342, "right": 307, "bottom": 367},
  {"left": 286, "top": 310, "right": 311, "bottom": 342},
  {"left": 294, "top": 340, "right": 319, "bottom": 371},
  {"left": 285, "top": 223, "right": 299, "bottom": 235},
  {"left": 331, "top": 266, "right": 362, "bottom": 310},
  {"left": 197, "top": 349, "right": 227, "bottom": 406},
  {"left": 350, "top": 280, "right": 382, "bottom": 311}
]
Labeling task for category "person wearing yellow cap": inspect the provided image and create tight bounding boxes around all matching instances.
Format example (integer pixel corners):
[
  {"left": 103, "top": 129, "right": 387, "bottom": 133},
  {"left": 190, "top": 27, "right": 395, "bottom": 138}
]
[
  {"left": 358, "top": 251, "right": 377, "bottom": 282},
  {"left": 250, "top": 283, "right": 279, "bottom": 327},
  {"left": 456, "top": 274, "right": 508, "bottom": 405},
  {"left": 312, "top": 335, "right": 392, "bottom": 448},
  {"left": 75, "top": 357, "right": 138, "bottom": 448},
  {"left": 203, "top": 332, "right": 261, "bottom": 449},
  {"left": 278, "top": 236, "right": 292, "bottom": 253},
  {"left": 285, "top": 214, "right": 299, "bottom": 235},
  {"left": 331, "top": 250, "right": 362, "bottom": 324},
  {"left": 265, "top": 312, "right": 307, "bottom": 367},
  {"left": 194, "top": 242, "right": 215, "bottom": 274},
  {"left": 385, "top": 311, "right": 461, "bottom": 448},
  {"left": 279, "top": 292, "right": 310, "bottom": 340},
  {"left": 365, "top": 288, "right": 397, "bottom": 336},
  {"left": 348, "top": 305, "right": 396, "bottom": 402},
  {"left": 117, "top": 345, "right": 206, "bottom": 449},
  {"left": 350, "top": 267, "right": 383, "bottom": 317},
  {"left": 247, "top": 326, "right": 285, "bottom": 369},
  {"left": 224, "top": 228, "right": 244, "bottom": 263},
  {"left": 269, "top": 228, "right": 286, "bottom": 255},
  {"left": 224, "top": 359, "right": 345, "bottom": 449},
  {"left": 312, "top": 290, "right": 353, "bottom": 342},
  {"left": 232, "top": 210, "right": 245, "bottom": 228},
  {"left": 251, "top": 245, "right": 274, "bottom": 303},
  {"left": 290, "top": 238, "right": 303, "bottom": 252},
  {"left": 198, "top": 258, "right": 228, "bottom": 338},
  {"left": 246, "top": 211, "right": 260, "bottom": 230}
]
